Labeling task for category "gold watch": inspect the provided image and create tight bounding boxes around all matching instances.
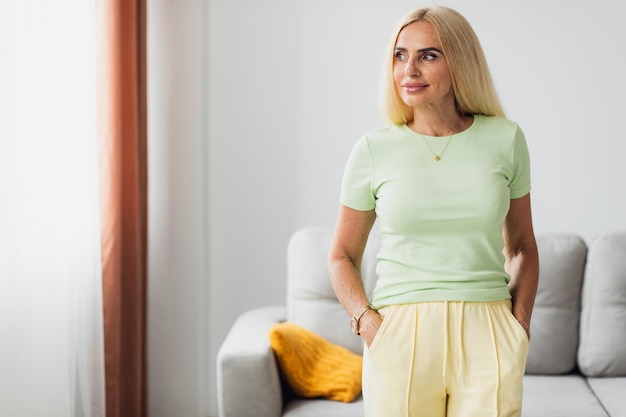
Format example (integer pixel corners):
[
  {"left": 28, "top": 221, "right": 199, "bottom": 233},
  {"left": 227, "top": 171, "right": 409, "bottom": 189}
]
[{"left": 350, "top": 304, "right": 374, "bottom": 336}]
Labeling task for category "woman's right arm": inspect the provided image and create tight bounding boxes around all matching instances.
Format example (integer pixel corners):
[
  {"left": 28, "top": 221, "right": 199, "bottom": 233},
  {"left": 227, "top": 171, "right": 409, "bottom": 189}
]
[{"left": 328, "top": 205, "right": 381, "bottom": 347}]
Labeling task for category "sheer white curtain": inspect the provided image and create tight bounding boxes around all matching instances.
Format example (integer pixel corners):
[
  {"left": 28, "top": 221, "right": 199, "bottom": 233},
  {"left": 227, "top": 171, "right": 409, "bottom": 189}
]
[{"left": 0, "top": 1, "right": 105, "bottom": 416}]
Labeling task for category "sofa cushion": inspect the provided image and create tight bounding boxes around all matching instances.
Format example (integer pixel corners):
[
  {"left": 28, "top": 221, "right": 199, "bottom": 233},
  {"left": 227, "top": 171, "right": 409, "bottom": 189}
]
[
  {"left": 521, "top": 375, "right": 608, "bottom": 417},
  {"left": 578, "top": 232, "right": 626, "bottom": 377},
  {"left": 587, "top": 377, "right": 626, "bottom": 417},
  {"left": 283, "top": 396, "right": 364, "bottom": 417},
  {"left": 287, "top": 227, "right": 380, "bottom": 355},
  {"left": 269, "top": 322, "right": 362, "bottom": 403},
  {"left": 525, "top": 234, "right": 587, "bottom": 374}
]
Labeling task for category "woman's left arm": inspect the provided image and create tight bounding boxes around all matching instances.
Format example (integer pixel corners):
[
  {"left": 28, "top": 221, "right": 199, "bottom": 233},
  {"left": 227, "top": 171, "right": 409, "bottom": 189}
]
[{"left": 503, "top": 193, "right": 539, "bottom": 339}]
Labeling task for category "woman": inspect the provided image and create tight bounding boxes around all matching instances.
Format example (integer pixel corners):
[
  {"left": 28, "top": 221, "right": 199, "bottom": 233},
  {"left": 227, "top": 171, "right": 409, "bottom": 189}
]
[{"left": 328, "top": 6, "right": 538, "bottom": 417}]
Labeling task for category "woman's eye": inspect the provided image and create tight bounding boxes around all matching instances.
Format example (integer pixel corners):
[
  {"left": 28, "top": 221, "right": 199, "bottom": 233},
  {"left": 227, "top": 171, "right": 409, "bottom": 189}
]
[
  {"left": 421, "top": 53, "right": 438, "bottom": 61},
  {"left": 394, "top": 51, "right": 406, "bottom": 60}
]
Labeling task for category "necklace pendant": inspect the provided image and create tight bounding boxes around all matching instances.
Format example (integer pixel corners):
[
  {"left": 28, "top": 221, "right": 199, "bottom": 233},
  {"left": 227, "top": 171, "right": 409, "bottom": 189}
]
[{"left": 434, "top": 155, "right": 441, "bottom": 161}]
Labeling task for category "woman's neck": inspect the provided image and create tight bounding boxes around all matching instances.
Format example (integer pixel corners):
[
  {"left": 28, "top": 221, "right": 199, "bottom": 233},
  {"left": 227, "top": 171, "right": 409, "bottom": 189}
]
[{"left": 408, "top": 110, "right": 473, "bottom": 137}]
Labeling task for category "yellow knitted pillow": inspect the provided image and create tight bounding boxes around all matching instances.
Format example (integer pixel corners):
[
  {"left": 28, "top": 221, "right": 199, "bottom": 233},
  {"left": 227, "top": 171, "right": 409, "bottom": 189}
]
[{"left": 268, "top": 322, "right": 362, "bottom": 403}]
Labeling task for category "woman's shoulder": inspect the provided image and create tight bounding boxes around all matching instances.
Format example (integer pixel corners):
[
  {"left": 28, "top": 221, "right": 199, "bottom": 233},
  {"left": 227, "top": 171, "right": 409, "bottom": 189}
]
[
  {"left": 476, "top": 114, "right": 521, "bottom": 134},
  {"left": 474, "top": 115, "right": 526, "bottom": 154},
  {"left": 361, "top": 123, "right": 409, "bottom": 143}
]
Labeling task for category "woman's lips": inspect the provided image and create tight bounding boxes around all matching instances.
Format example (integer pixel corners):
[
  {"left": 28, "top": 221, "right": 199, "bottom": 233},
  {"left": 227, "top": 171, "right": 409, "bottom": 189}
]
[{"left": 402, "top": 83, "right": 427, "bottom": 92}]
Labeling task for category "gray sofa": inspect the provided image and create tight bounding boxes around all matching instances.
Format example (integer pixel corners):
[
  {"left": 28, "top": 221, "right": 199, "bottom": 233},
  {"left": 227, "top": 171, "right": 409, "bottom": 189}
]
[{"left": 217, "top": 228, "right": 626, "bottom": 417}]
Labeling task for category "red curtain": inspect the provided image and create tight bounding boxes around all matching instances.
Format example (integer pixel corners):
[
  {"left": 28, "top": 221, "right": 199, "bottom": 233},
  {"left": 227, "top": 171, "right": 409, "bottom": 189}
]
[{"left": 97, "top": 0, "right": 148, "bottom": 416}]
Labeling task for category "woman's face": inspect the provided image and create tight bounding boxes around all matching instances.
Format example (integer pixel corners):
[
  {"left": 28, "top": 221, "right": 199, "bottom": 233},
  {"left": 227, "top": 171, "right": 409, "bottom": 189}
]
[{"left": 393, "top": 21, "right": 454, "bottom": 112}]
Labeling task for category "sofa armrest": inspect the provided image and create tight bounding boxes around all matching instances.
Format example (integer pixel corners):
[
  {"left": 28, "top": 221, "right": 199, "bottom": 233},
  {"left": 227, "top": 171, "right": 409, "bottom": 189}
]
[{"left": 217, "top": 305, "right": 287, "bottom": 417}]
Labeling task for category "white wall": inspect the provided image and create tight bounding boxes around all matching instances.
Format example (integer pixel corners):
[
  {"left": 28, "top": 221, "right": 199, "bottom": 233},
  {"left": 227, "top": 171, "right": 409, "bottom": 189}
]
[
  {"left": 149, "top": 1, "right": 626, "bottom": 416},
  {"left": 148, "top": 1, "right": 209, "bottom": 416}
]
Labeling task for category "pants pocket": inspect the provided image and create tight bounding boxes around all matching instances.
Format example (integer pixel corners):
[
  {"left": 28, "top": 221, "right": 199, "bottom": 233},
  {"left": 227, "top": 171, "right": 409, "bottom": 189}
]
[
  {"left": 365, "top": 305, "right": 394, "bottom": 355},
  {"left": 502, "top": 301, "right": 530, "bottom": 344}
]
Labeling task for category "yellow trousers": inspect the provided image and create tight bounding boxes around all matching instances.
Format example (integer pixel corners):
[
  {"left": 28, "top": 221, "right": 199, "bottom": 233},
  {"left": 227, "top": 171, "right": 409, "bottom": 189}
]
[{"left": 363, "top": 300, "right": 529, "bottom": 417}]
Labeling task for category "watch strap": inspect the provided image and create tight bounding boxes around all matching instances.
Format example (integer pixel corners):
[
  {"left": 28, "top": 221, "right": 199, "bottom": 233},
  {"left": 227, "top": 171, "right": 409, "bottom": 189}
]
[{"left": 352, "top": 304, "right": 374, "bottom": 335}]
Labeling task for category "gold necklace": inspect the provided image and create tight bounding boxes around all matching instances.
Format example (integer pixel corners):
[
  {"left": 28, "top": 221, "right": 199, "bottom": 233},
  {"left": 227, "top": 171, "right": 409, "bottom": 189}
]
[{"left": 418, "top": 133, "right": 454, "bottom": 161}]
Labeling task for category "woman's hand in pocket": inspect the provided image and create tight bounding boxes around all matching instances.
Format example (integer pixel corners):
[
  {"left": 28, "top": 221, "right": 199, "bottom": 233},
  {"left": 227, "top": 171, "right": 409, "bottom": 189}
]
[{"left": 359, "top": 309, "right": 383, "bottom": 348}]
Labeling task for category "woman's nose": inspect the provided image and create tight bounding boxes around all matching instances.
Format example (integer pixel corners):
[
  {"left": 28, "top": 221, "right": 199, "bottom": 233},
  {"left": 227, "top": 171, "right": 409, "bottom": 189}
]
[{"left": 405, "top": 58, "right": 421, "bottom": 77}]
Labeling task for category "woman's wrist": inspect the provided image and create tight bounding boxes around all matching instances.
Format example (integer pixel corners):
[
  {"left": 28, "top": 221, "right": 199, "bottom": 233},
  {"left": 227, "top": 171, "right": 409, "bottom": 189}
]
[{"left": 350, "top": 303, "right": 374, "bottom": 335}]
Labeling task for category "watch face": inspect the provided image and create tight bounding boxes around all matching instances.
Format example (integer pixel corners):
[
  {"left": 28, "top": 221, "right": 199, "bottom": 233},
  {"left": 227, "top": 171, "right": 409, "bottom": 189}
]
[{"left": 350, "top": 317, "right": 358, "bottom": 335}]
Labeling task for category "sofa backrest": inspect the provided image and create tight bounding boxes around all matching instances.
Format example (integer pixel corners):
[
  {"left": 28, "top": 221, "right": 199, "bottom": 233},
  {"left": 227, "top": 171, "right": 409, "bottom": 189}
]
[
  {"left": 525, "top": 234, "right": 587, "bottom": 374},
  {"left": 286, "top": 227, "right": 380, "bottom": 355},
  {"left": 578, "top": 232, "right": 626, "bottom": 377}
]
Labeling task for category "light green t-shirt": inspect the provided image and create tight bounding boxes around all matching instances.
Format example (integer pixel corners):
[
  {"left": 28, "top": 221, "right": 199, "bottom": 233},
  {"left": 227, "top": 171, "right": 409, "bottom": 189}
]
[{"left": 340, "top": 115, "right": 531, "bottom": 307}]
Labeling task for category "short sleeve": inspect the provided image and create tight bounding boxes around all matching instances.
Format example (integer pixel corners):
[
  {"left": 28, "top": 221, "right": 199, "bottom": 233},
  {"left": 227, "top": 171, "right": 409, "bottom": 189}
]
[
  {"left": 509, "top": 125, "right": 532, "bottom": 199},
  {"left": 339, "top": 136, "right": 376, "bottom": 211}
]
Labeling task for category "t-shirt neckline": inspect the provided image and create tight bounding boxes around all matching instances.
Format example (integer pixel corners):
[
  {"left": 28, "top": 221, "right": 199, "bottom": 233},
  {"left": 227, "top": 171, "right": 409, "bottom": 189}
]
[{"left": 401, "top": 114, "right": 482, "bottom": 140}]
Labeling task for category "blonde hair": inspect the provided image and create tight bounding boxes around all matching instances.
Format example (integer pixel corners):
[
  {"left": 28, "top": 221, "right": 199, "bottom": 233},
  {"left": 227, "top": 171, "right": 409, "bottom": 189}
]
[{"left": 381, "top": 6, "right": 505, "bottom": 124}]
